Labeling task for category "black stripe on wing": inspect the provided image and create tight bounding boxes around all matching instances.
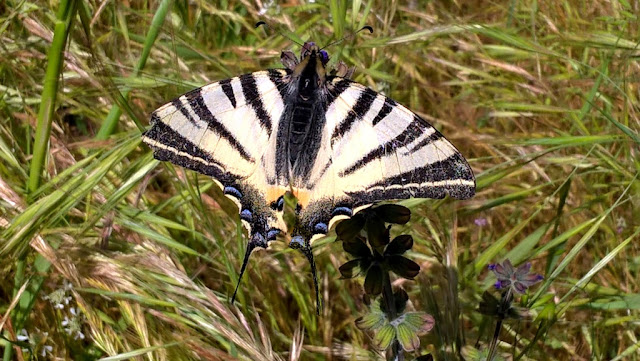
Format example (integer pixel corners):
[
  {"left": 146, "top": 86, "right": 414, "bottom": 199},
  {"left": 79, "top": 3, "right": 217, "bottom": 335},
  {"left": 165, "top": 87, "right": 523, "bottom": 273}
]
[
  {"left": 339, "top": 115, "right": 440, "bottom": 177},
  {"left": 372, "top": 97, "right": 396, "bottom": 126},
  {"left": 142, "top": 115, "right": 233, "bottom": 182},
  {"left": 331, "top": 87, "right": 378, "bottom": 142},
  {"left": 240, "top": 73, "right": 273, "bottom": 136},
  {"left": 348, "top": 152, "right": 476, "bottom": 202},
  {"left": 326, "top": 78, "right": 352, "bottom": 108},
  {"left": 267, "top": 69, "right": 291, "bottom": 99},
  {"left": 219, "top": 78, "right": 237, "bottom": 108},
  {"left": 183, "top": 88, "right": 254, "bottom": 162}
]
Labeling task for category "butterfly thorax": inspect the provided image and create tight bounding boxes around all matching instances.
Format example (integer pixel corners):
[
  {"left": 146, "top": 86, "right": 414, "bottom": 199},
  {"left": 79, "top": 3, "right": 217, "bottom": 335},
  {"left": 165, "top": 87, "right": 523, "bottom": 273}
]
[{"left": 294, "top": 43, "right": 326, "bottom": 99}]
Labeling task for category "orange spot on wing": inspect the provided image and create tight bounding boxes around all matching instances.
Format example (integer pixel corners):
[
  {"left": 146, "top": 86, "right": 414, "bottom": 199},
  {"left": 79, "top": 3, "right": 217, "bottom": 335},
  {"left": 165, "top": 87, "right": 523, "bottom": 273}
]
[
  {"left": 293, "top": 188, "right": 311, "bottom": 208},
  {"left": 265, "top": 185, "right": 312, "bottom": 208},
  {"left": 266, "top": 186, "right": 287, "bottom": 205}
]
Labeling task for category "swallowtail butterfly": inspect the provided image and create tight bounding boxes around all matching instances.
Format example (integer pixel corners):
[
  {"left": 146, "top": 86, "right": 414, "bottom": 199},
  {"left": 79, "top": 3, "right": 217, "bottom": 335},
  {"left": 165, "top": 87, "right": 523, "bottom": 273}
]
[{"left": 142, "top": 33, "right": 475, "bottom": 312}]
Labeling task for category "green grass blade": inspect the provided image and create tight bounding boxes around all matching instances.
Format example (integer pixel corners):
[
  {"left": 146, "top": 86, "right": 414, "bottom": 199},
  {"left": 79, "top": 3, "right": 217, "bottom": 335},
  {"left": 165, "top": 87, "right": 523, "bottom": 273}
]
[
  {"left": 94, "top": 0, "right": 172, "bottom": 140},
  {"left": 6, "top": 2, "right": 78, "bottom": 361},
  {"left": 27, "top": 0, "right": 78, "bottom": 194}
]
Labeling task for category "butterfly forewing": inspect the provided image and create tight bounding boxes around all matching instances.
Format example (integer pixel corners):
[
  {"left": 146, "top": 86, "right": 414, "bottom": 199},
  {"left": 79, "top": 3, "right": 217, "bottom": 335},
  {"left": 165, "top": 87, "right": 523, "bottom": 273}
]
[
  {"left": 143, "top": 70, "right": 289, "bottom": 183},
  {"left": 293, "top": 77, "right": 475, "bottom": 244},
  {"left": 331, "top": 78, "right": 474, "bottom": 201}
]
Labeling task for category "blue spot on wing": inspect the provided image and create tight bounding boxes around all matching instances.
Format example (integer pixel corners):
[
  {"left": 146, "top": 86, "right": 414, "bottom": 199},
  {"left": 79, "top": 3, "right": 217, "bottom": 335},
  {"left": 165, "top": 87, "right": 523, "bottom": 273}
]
[
  {"left": 314, "top": 222, "right": 328, "bottom": 234},
  {"left": 267, "top": 228, "right": 281, "bottom": 241},
  {"left": 240, "top": 209, "right": 253, "bottom": 222},
  {"left": 332, "top": 206, "right": 353, "bottom": 217},
  {"left": 224, "top": 186, "right": 243, "bottom": 199}
]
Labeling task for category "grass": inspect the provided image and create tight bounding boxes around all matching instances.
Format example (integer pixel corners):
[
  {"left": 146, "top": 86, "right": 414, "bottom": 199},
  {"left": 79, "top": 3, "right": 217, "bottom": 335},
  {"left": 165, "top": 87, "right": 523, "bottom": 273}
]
[{"left": 1, "top": 0, "right": 639, "bottom": 360}]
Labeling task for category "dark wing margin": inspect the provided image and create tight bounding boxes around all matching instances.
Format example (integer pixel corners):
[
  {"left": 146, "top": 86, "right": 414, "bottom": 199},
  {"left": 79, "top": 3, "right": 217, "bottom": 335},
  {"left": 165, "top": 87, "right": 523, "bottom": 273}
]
[{"left": 143, "top": 114, "right": 233, "bottom": 183}]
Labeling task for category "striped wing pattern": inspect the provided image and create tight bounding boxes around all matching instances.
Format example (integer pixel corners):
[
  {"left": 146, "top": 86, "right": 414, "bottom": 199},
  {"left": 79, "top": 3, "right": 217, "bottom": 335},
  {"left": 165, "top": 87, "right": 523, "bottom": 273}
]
[
  {"left": 142, "top": 63, "right": 475, "bottom": 311},
  {"left": 295, "top": 77, "right": 475, "bottom": 242},
  {"left": 142, "top": 69, "right": 292, "bottom": 302},
  {"left": 142, "top": 69, "right": 288, "bottom": 185}
]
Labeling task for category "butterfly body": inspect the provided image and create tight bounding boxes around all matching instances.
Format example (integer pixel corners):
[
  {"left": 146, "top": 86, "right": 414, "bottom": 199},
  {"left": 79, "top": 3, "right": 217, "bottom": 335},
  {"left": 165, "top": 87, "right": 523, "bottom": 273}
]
[{"left": 142, "top": 40, "right": 475, "bottom": 312}]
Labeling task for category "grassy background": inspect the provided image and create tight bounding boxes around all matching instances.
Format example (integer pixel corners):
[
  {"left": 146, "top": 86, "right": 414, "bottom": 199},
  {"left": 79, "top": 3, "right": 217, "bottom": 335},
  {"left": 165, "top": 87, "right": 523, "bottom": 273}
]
[{"left": 1, "top": 0, "right": 639, "bottom": 360}]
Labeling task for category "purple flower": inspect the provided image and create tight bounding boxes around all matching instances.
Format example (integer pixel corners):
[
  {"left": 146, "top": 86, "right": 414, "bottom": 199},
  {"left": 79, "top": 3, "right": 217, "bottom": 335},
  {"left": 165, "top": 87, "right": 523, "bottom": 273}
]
[
  {"left": 474, "top": 218, "right": 488, "bottom": 227},
  {"left": 489, "top": 259, "right": 543, "bottom": 294},
  {"left": 616, "top": 217, "right": 626, "bottom": 234}
]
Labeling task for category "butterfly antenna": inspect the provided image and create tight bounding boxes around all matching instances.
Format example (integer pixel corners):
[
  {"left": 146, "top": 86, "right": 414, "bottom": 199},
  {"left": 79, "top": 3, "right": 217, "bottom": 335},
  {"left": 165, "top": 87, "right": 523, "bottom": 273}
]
[
  {"left": 320, "top": 25, "right": 373, "bottom": 50},
  {"left": 255, "top": 21, "right": 304, "bottom": 47}
]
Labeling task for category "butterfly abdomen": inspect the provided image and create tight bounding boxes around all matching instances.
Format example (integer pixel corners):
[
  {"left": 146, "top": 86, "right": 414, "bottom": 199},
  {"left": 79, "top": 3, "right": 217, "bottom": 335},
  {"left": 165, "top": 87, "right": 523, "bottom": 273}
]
[{"left": 288, "top": 101, "right": 314, "bottom": 162}]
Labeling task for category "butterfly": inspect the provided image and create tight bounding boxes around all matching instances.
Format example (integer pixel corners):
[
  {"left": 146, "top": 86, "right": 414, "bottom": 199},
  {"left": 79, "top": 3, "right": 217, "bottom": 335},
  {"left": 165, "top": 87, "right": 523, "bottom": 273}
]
[{"left": 141, "top": 36, "right": 475, "bottom": 313}]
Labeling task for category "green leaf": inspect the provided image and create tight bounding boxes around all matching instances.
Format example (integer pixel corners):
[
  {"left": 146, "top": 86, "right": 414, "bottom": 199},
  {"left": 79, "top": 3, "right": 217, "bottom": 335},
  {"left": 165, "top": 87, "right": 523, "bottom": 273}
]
[
  {"left": 396, "top": 322, "right": 420, "bottom": 351},
  {"left": 364, "top": 264, "right": 383, "bottom": 295},
  {"left": 355, "top": 312, "right": 386, "bottom": 331},
  {"left": 404, "top": 312, "right": 435, "bottom": 334},
  {"left": 374, "top": 324, "right": 395, "bottom": 350}
]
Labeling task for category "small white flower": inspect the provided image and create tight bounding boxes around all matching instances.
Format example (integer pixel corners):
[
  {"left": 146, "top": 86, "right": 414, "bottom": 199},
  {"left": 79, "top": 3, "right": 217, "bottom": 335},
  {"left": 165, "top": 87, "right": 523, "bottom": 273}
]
[
  {"left": 62, "top": 316, "right": 70, "bottom": 327},
  {"left": 17, "top": 329, "right": 29, "bottom": 342},
  {"left": 46, "top": 289, "right": 68, "bottom": 310},
  {"left": 75, "top": 331, "right": 85, "bottom": 340},
  {"left": 258, "top": 0, "right": 275, "bottom": 15},
  {"left": 63, "top": 279, "right": 73, "bottom": 290},
  {"left": 41, "top": 345, "right": 53, "bottom": 357}
]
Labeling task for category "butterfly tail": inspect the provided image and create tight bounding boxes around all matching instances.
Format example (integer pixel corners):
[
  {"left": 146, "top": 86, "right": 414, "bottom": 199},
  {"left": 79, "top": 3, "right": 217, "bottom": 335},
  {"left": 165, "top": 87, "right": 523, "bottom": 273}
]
[
  {"left": 290, "top": 236, "right": 322, "bottom": 315},
  {"left": 231, "top": 232, "right": 268, "bottom": 304}
]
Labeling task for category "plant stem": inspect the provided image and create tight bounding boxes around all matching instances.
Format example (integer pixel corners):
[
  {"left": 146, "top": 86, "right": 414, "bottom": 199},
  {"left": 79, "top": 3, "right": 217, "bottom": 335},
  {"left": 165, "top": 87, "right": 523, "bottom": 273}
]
[
  {"left": 27, "top": 0, "right": 78, "bottom": 194},
  {"left": 486, "top": 318, "right": 503, "bottom": 361},
  {"left": 4, "top": 2, "right": 78, "bottom": 361},
  {"left": 382, "top": 270, "right": 396, "bottom": 320},
  {"left": 487, "top": 289, "right": 512, "bottom": 361},
  {"left": 382, "top": 269, "right": 403, "bottom": 361}
]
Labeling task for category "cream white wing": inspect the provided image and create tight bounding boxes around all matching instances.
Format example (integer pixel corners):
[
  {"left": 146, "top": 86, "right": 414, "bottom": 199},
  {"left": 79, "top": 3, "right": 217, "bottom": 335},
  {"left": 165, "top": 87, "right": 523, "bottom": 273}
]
[
  {"left": 142, "top": 70, "right": 289, "bottom": 186},
  {"left": 296, "top": 77, "right": 475, "bottom": 242}
]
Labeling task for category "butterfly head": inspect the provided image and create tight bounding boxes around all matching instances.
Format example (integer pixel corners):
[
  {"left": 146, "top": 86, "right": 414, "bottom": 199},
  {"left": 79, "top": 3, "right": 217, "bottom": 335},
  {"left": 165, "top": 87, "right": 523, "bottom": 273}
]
[
  {"left": 301, "top": 42, "right": 329, "bottom": 65},
  {"left": 294, "top": 42, "right": 328, "bottom": 98}
]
